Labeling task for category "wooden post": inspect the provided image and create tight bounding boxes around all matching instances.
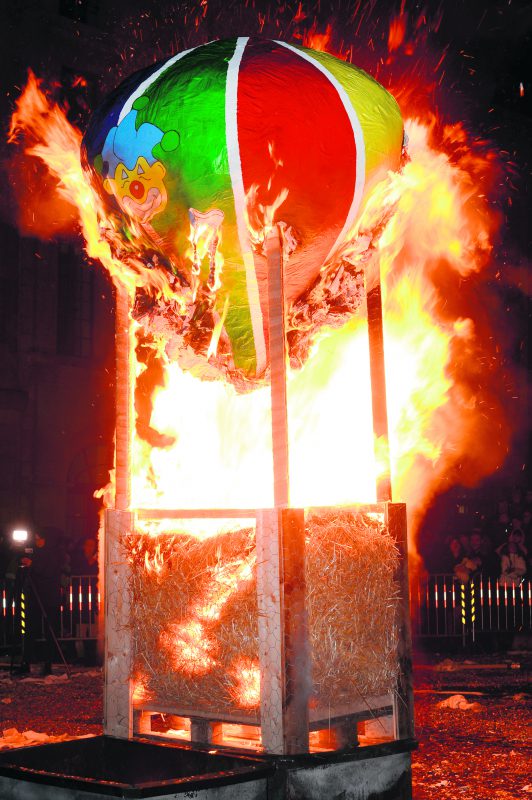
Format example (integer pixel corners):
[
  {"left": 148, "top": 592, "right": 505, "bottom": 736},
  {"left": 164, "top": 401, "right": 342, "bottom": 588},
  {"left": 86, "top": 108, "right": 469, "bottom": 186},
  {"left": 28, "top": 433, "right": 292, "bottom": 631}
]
[
  {"left": 281, "top": 508, "right": 311, "bottom": 752},
  {"left": 260, "top": 227, "right": 310, "bottom": 752},
  {"left": 256, "top": 508, "right": 310, "bottom": 754},
  {"left": 385, "top": 503, "right": 415, "bottom": 741},
  {"left": 115, "top": 288, "right": 132, "bottom": 511},
  {"left": 256, "top": 508, "right": 285, "bottom": 755},
  {"left": 265, "top": 226, "right": 289, "bottom": 508},
  {"left": 365, "top": 267, "right": 392, "bottom": 503},
  {"left": 104, "top": 508, "right": 134, "bottom": 738}
]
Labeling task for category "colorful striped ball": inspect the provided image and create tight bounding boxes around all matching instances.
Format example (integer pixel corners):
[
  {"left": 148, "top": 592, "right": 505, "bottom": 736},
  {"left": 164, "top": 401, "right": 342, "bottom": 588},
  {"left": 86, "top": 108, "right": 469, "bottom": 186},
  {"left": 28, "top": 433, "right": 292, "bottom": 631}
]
[{"left": 83, "top": 37, "right": 403, "bottom": 377}]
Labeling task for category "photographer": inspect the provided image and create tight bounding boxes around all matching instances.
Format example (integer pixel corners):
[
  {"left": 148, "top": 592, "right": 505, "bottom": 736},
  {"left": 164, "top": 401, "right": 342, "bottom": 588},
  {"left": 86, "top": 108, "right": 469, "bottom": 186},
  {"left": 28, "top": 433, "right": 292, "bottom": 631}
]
[{"left": 4, "top": 527, "right": 57, "bottom": 675}]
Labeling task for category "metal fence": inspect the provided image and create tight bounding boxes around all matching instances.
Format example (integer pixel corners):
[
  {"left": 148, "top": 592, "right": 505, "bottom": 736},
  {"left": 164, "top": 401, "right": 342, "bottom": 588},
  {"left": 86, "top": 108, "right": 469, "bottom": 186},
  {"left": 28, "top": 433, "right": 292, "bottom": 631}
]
[
  {"left": 3, "top": 572, "right": 531, "bottom": 651},
  {"left": 411, "top": 573, "right": 532, "bottom": 642},
  {"left": 1, "top": 575, "right": 100, "bottom": 648}
]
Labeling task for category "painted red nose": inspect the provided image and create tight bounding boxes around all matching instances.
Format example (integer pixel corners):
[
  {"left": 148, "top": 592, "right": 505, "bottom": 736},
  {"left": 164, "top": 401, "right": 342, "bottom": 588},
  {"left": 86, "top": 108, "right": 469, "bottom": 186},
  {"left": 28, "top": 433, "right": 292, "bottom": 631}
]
[{"left": 129, "top": 180, "right": 144, "bottom": 200}]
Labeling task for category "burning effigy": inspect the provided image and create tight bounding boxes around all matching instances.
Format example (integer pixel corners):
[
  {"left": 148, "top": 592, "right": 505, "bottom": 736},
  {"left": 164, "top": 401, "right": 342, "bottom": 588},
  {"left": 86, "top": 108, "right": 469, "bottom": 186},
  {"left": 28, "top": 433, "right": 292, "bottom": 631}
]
[
  {"left": 81, "top": 37, "right": 403, "bottom": 384},
  {"left": 6, "top": 14, "right": 510, "bottom": 793},
  {"left": 74, "top": 37, "right": 412, "bottom": 761}
]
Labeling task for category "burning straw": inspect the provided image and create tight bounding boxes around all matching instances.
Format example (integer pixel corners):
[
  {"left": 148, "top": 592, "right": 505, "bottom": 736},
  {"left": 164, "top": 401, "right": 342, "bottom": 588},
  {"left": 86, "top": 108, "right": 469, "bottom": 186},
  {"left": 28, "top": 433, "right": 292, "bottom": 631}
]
[
  {"left": 124, "top": 510, "right": 400, "bottom": 718},
  {"left": 126, "top": 526, "right": 259, "bottom": 715}
]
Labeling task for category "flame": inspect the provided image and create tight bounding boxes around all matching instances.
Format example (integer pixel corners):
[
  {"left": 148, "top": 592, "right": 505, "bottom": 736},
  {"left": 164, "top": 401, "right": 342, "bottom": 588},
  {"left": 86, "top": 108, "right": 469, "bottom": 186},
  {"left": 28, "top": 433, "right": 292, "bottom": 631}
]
[
  {"left": 8, "top": 71, "right": 185, "bottom": 303},
  {"left": 132, "top": 672, "right": 152, "bottom": 701},
  {"left": 160, "top": 619, "right": 218, "bottom": 675},
  {"left": 124, "top": 115, "right": 502, "bottom": 526},
  {"left": 303, "top": 23, "right": 333, "bottom": 53},
  {"left": 8, "top": 69, "right": 509, "bottom": 553},
  {"left": 144, "top": 541, "right": 165, "bottom": 575},
  {"left": 186, "top": 207, "right": 225, "bottom": 298},
  {"left": 230, "top": 658, "right": 261, "bottom": 708},
  {"left": 8, "top": 29, "right": 517, "bottom": 730},
  {"left": 147, "top": 534, "right": 255, "bottom": 681},
  {"left": 193, "top": 552, "right": 256, "bottom": 621}
]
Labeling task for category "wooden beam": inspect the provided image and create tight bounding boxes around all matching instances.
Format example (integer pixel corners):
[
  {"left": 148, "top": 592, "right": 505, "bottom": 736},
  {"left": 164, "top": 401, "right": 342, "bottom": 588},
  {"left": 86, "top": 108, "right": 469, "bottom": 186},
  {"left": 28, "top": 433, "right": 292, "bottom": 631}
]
[
  {"left": 265, "top": 226, "right": 289, "bottom": 508},
  {"left": 104, "top": 508, "right": 134, "bottom": 738},
  {"left": 115, "top": 288, "right": 132, "bottom": 511},
  {"left": 280, "top": 508, "right": 311, "bottom": 753},
  {"left": 190, "top": 717, "right": 214, "bottom": 745},
  {"left": 366, "top": 275, "right": 392, "bottom": 503},
  {"left": 136, "top": 508, "right": 258, "bottom": 520},
  {"left": 256, "top": 508, "right": 310, "bottom": 755},
  {"left": 256, "top": 508, "right": 285, "bottom": 755},
  {"left": 385, "top": 502, "right": 415, "bottom": 741}
]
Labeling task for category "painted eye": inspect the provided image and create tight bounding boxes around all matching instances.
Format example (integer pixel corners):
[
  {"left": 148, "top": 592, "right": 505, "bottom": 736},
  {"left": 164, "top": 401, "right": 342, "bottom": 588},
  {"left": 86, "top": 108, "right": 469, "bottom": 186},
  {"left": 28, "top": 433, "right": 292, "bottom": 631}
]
[
  {"left": 121, "top": 168, "right": 128, "bottom": 180},
  {"left": 137, "top": 164, "right": 145, "bottom": 176}
]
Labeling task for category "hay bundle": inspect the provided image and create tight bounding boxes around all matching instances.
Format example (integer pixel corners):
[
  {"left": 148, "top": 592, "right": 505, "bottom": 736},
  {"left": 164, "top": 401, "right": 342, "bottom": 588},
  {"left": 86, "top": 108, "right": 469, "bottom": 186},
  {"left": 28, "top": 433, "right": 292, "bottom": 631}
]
[
  {"left": 306, "top": 509, "right": 400, "bottom": 708},
  {"left": 124, "top": 509, "right": 400, "bottom": 717},
  {"left": 125, "top": 526, "right": 259, "bottom": 714}
]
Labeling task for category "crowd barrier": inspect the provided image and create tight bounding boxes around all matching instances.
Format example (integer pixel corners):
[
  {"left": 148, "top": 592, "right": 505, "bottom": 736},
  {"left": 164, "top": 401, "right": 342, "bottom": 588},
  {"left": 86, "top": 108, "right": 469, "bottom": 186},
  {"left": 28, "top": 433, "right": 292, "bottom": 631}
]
[
  {"left": 2, "top": 573, "right": 531, "bottom": 650},
  {"left": 1, "top": 575, "right": 100, "bottom": 647},
  {"left": 411, "top": 573, "right": 531, "bottom": 642}
]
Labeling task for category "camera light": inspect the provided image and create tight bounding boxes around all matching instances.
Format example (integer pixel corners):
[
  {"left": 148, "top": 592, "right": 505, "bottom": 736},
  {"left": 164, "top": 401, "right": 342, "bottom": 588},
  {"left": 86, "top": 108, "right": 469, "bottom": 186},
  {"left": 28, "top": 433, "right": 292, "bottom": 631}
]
[{"left": 12, "top": 529, "right": 29, "bottom": 543}]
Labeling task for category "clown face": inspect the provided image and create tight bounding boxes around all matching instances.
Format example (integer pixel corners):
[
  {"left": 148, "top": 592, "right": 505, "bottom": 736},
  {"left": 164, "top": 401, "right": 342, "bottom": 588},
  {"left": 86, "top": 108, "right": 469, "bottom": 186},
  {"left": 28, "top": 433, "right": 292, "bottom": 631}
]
[{"left": 103, "top": 156, "right": 168, "bottom": 224}]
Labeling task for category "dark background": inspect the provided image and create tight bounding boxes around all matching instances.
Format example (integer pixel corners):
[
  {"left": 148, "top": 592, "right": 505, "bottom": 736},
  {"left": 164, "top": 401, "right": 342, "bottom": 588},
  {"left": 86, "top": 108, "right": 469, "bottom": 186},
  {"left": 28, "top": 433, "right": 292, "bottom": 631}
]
[{"left": 0, "top": 0, "right": 530, "bottom": 564}]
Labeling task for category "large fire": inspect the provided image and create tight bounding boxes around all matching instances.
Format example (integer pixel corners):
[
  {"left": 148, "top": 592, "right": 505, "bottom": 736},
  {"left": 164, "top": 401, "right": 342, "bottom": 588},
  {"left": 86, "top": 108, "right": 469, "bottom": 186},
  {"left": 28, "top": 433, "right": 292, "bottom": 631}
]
[
  {"left": 8, "top": 27, "right": 508, "bottom": 712},
  {"left": 8, "top": 74, "right": 499, "bottom": 517}
]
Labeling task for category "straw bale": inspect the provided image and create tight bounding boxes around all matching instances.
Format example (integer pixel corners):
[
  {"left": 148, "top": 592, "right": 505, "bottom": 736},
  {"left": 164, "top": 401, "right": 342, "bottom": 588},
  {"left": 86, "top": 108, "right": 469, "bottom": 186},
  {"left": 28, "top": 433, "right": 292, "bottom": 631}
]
[
  {"left": 305, "top": 509, "right": 400, "bottom": 710},
  {"left": 123, "top": 509, "right": 399, "bottom": 718},
  {"left": 124, "top": 526, "right": 259, "bottom": 715}
]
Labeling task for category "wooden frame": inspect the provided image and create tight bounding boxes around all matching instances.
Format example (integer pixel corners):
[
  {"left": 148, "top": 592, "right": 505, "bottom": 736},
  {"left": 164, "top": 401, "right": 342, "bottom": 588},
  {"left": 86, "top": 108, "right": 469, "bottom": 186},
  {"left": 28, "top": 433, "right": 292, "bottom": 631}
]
[
  {"left": 103, "top": 225, "right": 414, "bottom": 755},
  {"left": 104, "top": 503, "right": 411, "bottom": 754}
]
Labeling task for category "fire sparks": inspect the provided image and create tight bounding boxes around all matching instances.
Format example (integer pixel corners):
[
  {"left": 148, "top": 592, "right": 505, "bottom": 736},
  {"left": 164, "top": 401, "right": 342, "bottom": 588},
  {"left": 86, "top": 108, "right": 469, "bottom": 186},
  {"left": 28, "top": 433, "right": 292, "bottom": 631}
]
[{"left": 388, "top": 12, "right": 407, "bottom": 53}]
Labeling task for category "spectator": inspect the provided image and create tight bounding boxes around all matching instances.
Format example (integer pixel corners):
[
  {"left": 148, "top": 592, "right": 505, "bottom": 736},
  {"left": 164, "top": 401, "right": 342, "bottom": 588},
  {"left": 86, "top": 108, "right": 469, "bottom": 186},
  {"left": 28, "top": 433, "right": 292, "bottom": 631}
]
[
  {"left": 508, "top": 526, "right": 528, "bottom": 558},
  {"left": 452, "top": 529, "right": 492, "bottom": 584},
  {"left": 488, "top": 511, "right": 511, "bottom": 547},
  {"left": 498, "top": 541, "right": 526, "bottom": 586},
  {"left": 459, "top": 533, "right": 471, "bottom": 557},
  {"left": 442, "top": 536, "right": 465, "bottom": 574},
  {"left": 467, "top": 530, "right": 485, "bottom": 573}
]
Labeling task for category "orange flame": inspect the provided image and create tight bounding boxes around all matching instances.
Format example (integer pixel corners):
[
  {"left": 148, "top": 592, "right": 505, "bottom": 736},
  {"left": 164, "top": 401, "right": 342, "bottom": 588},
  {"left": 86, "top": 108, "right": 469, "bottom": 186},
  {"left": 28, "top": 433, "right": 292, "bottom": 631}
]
[
  {"left": 160, "top": 620, "right": 218, "bottom": 675},
  {"left": 193, "top": 553, "right": 256, "bottom": 622},
  {"left": 9, "top": 66, "right": 508, "bottom": 603},
  {"left": 125, "top": 116, "right": 501, "bottom": 522},
  {"left": 303, "top": 23, "right": 333, "bottom": 53},
  {"left": 8, "top": 71, "right": 185, "bottom": 303},
  {"left": 244, "top": 142, "right": 289, "bottom": 249},
  {"left": 7, "top": 43, "right": 515, "bottom": 727},
  {"left": 388, "top": 12, "right": 407, "bottom": 52},
  {"left": 230, "top": 658, "right": 261, "bottom": 708}
]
